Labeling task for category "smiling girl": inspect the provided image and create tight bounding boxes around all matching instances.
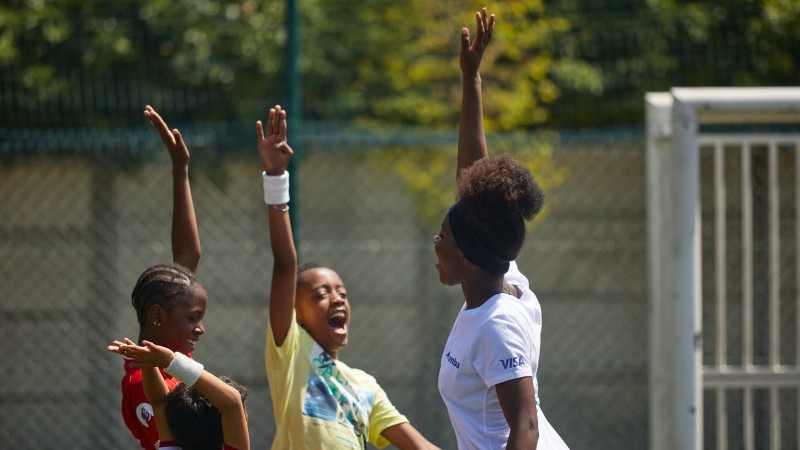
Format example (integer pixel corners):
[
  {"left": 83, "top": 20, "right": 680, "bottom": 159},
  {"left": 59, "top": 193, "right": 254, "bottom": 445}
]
[{"left": 118, "top": 106, "right": 206, "bottom": 450}]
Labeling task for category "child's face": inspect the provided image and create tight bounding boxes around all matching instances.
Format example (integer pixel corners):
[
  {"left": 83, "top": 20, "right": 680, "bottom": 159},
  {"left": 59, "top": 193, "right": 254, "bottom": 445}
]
[
  {"left": 152, "top": 285, "right": 208, "bottom": 355},
  {"left": 296, "top": 267, "right": 350, "bottom": 357}
]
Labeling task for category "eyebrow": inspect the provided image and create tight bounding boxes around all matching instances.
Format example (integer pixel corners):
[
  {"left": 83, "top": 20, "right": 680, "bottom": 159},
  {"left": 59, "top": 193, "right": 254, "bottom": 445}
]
[{"left": 309, "top": 283, "right": 347, "bottom": 291}]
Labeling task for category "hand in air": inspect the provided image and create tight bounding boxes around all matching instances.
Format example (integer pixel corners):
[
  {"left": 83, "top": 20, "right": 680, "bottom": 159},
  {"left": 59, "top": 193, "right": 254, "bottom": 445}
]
[
  {"left": 144, "top": 105, "right": 190, "bottom": 167},
  {"left": 257, "top": 105, "right": 294, "bottom": 175},
  {"left": 460, "top": 7, "right": 495, "bottom": 76},
  {"left": 107, "top": 337, "right": 176, "bottom": 369}
]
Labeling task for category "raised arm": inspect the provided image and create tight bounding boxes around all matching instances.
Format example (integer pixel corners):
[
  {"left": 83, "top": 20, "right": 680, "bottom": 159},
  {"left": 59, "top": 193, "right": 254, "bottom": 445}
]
[
  {"left": 144, "top": 105, "right": 201, "bottom": 273},
  {"left": 456, "top": 8, "right": 495, "bottom": 180},
  {"left": 257, "top": 105, "right": 296, "bottom": 346}
]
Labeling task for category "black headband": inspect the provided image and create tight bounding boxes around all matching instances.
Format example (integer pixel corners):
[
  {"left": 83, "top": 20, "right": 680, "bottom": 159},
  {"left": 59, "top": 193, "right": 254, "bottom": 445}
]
[{"left": 447, "top": 202, "right": 510, "bottom": 275}]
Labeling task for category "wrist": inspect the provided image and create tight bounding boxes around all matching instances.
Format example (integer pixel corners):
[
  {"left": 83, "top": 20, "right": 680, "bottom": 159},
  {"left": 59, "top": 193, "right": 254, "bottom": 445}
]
[
  {"left": 262, "top": 171, "right": 290, "bottom": 205},
  {"left": 164, "top": 352, "right": 204, "bottom": 386},
  {"left": 462, "top": 73, "right": 481, "bottom": 84},
  {"left": 172, "top": 165, "right": 189, "bottom": 176}
]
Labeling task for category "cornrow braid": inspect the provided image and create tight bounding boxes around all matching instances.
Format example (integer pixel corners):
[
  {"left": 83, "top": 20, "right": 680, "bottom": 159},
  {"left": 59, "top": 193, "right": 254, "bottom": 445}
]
[{"left": 131, "top": 263, "right": 202, "bottom": 327}]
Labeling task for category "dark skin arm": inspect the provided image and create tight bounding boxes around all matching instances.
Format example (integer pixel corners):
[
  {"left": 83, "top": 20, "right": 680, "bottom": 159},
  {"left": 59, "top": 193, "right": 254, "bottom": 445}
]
[
  {"left": 144, "top": 105, "right": 201, "bottom": 273},
  {"left": 496, "top": 376, "right": 540, "bottom": 449},
  {"left": 257, "top": 105, "right": 296, "bottom": 346},
  {"left": 109, "top": 338, "right": 250, "bottom": 450},
  {"left": 457, "top": 8, "right": 495, "bottom": 180},
  {"left": 108, "top": 338, "right": 175, "bottom": 442},
  {"left": 381, "top": 422, "right": 442, "bottom": 450}
]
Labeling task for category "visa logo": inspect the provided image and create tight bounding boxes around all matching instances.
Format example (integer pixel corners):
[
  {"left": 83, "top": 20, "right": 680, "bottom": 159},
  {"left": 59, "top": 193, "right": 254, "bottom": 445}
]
[{"left": 500, "top": 356, "right": 526, "bottom": 369}]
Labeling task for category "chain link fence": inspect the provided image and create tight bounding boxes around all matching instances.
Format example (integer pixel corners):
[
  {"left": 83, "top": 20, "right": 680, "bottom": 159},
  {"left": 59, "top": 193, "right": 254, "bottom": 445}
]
[{"left": 1, "top": 125, "right": 648, "bottom": 449}]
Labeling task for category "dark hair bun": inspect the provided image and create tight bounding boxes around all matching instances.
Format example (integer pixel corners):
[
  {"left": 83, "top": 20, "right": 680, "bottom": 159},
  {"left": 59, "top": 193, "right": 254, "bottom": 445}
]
[{"left": 456, "top": 153, "right": 544, "bottom": 225}]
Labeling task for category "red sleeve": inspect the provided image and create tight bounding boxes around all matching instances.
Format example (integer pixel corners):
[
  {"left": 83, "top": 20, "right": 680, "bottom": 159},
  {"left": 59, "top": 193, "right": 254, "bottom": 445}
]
[{"left": 120, "top": 359, "right": 182, "bottom": 450}]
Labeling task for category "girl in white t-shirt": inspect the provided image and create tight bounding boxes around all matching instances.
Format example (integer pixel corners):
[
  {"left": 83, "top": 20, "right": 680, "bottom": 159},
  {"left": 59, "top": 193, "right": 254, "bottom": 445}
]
[{"left": 432, "top": 8, "right": 569, "bottom": 450}]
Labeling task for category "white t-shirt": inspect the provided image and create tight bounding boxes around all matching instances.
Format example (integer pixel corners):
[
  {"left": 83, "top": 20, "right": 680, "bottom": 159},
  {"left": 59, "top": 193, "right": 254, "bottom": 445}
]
[{"left": 438, "top": 261, "right": 569, "bottom": 450}]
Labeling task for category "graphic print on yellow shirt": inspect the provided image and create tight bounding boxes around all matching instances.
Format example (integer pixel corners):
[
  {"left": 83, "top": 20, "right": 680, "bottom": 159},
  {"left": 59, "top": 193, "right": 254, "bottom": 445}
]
[
  {"left": 266, "top": 317, "right": 409, "bottom": 450},
  {"left": 305, "top": 342, "right": 370, "bottom": 448}
]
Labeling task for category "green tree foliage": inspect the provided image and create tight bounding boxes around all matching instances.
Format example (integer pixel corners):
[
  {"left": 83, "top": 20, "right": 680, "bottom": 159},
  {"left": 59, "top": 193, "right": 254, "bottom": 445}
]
[
  {"left": 547, "top": 0, "right": 800, "bottom": 126},
  {"left": 0, "top": 0, "right": 285, "bottom": 127},
  {"left": 298, "top": 0, "right": 600, "bottom": 131},
  {"left": 1, "top": 0, "right": 797, "bottom": 129}
]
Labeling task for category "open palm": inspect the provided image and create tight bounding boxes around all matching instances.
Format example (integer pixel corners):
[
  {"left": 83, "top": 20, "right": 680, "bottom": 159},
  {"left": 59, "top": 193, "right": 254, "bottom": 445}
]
[
  {"left": 460, "top": 8, "right": 495, "bottom": 76},
  {"left": 257, "top": 105, "right": 293, "bottom": 175}
]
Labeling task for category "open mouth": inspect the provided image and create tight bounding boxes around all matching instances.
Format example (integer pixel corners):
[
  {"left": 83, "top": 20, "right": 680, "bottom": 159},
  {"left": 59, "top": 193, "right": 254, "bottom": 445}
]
[{"left": 328, "top": 310, "right": 348, "bottom": 334}]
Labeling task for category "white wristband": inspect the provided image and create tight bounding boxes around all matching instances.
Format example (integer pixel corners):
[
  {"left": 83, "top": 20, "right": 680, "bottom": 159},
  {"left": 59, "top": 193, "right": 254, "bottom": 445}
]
[
  {"left": 262, "top": 171, "right": 290, "bottom": 205},
  {"left": 164, "top": 352, "right": 204, "bottom": 387}
]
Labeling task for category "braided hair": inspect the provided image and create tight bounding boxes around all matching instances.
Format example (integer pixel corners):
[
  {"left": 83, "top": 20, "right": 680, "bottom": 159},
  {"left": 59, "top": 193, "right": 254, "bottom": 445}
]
[
  {"left": 455, "top": 153, "right": 545, "bottom": 262},
  {"left": 131, "top": 263, "right": 202, "bottom": 327}
]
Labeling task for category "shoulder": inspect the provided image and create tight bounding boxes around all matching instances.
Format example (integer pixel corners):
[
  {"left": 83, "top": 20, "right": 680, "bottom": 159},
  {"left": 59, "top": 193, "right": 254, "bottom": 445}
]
[
  {"left": 504, "top": 260, "right": 530, "bottom": 288},
  {"left": 472, "top": 295, "right": 539, "bottom": 346},
  {"left": 267, "top": 314, "right": 305, "bottom": 361},
  {"left": 122, "top": 358, "right": 143, "bottom": 385}
]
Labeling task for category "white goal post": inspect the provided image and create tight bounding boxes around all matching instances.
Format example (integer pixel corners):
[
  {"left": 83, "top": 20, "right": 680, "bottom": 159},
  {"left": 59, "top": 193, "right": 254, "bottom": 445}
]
[{"left": 646, "top": 88, "right": 800, "bottom": 450}]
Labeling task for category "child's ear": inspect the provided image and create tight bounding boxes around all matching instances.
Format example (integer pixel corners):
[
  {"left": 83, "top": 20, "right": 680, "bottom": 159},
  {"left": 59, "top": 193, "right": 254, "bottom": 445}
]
[{"left": 148, "top": 304, "right": 164, "bottom": 327}]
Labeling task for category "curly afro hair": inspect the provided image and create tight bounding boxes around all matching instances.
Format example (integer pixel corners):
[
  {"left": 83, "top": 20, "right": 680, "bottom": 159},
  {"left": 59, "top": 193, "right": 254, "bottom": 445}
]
[
  {"left": 455, "top": 153, "right": 545, "bottom": 260},
  {"left": 165, "top": 376, "right": 248, "bottom": 450}
]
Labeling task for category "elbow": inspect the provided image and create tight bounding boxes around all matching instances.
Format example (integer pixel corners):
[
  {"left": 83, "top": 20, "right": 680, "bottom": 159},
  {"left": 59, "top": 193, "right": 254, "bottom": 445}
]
[
  {"left": 509, "top": 420, "right": 539, "bottom": 450},
  {"left": 189, "top": 251, "right": 201, "bottom": 271},
  {"left": 528, "top": 422, "right": 540, "bottom": 450},
  {"left": 218, "top": 385, "right": 245, "bottom": 414},
  {"left": 174, "top": 250, "right": 201, "bottom": 274}
]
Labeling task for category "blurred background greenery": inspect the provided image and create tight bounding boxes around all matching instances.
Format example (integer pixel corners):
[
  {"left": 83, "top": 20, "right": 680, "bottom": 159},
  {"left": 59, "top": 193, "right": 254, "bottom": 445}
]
[{"left": 3, "top": 0, "right": 798, "bottom": 130}]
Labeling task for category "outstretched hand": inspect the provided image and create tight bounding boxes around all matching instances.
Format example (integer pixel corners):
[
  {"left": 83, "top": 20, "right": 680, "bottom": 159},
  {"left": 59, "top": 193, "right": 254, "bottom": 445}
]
[
  {"left": 460, "top": 7, "right": 495, "bottom": 77},
  {"left": 257, "top": 105, "right": 294, "bottom": 176},
  {"left": 144, "top": 105, "right": 190, "bottom": 167},
  {"left": 107, "top": 337, "right": 175, "bottom": 369}
]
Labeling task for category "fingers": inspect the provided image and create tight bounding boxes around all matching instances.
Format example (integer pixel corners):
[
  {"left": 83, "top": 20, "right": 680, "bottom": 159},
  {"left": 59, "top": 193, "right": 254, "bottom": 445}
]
[
  {"left": 144, "top": 106, "right": 175, "bottom": 148},
  {"left": 172, "top": 129, "right": 188, "bottom": 155},
  {"left": 472, "top": 8, "right": 494, "bottom": 47},
  {"left": 108, "top": 338, "right": 137, "bottom": 355},
  {"left": 267, "top": 107, "right": 276, "bottom": 136},
  {"left": 475, "top": 11, "right": 484, "bottom": 45},
  {"left": 272, "top": 105, "right": 283, "bottom": 136},
  {"left": 266, "top": 105, "right": 286, "bottom": 141},
  {"left": 461, "top": 28, "right": 470, "bottom": 53},
  {"left": 279, "top": 108, "right": 287, "bottom": 140},
  {"left": 256, "top": 120, "right": 265, "bottom": 142}
]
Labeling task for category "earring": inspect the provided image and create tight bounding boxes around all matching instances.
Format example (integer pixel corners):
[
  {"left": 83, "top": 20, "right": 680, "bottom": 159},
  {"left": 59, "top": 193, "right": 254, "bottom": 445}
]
[{"left": 153, "top": 321, "right": 160, "bottom": 326}]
